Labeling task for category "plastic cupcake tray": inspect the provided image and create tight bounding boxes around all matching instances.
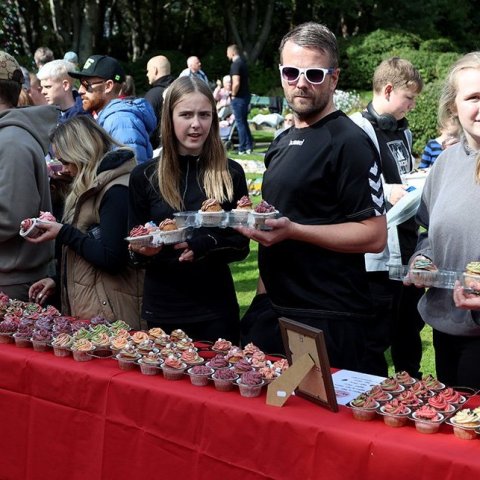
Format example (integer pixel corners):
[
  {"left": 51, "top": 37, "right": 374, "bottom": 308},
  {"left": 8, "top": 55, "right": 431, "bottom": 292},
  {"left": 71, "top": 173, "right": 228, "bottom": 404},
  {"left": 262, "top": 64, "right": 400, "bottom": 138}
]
[{"left": 388, "top": 265, "right": 463, "bottom": 289}]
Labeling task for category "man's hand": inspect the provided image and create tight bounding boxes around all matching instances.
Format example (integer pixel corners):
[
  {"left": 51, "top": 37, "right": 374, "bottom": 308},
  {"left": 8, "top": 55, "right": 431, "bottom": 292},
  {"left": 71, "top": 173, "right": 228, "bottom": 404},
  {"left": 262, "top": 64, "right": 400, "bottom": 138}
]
[{"left": 235, "top": 217, "right": 295, "bottom": 247}]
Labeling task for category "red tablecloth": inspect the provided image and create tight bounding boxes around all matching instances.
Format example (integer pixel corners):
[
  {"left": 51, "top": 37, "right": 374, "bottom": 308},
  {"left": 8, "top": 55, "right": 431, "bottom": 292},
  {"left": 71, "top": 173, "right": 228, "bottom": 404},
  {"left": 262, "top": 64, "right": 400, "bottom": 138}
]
[{"left": 0, "top": 343, "right": 479, "bottom": 480}]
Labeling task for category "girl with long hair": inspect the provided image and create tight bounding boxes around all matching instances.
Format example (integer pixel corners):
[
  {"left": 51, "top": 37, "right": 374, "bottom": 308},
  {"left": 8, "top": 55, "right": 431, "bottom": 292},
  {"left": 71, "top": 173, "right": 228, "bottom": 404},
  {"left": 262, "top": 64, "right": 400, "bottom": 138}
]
[
  {"left": 128, "top": 76, "right": 249, "bottom": 342},
  {"left": 28, "top": 115, "right": 144, "bottom": 328}
]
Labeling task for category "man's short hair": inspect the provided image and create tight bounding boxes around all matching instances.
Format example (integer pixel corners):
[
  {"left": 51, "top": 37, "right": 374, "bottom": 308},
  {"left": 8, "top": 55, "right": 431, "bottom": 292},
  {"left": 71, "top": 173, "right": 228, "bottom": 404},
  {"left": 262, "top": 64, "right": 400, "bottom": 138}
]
[
  {"left": 37, "top": 59, "right": 76, "bottom": 82},
  {"left": 372, "top": 57, "right": 423, "bottom": 94},
  {"left": 34, "top": 46, "right": 54, "bottom": 67},
  {"left": 227, "top": 44, "right": 240, "bottom": 56},
  {"left": 279, "top": 22, "right": 339, "bottom": 68}
]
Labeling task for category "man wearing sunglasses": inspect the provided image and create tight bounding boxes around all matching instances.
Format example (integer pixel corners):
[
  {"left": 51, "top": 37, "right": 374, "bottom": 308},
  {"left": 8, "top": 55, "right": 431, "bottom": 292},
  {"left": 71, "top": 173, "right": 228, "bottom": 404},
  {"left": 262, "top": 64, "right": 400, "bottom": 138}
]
[
  {"left": 69, "top": 55, "right": 156, "bottom": 164},
  {"left": 237, "top": 22, "right": 387, "bottom": 372}
]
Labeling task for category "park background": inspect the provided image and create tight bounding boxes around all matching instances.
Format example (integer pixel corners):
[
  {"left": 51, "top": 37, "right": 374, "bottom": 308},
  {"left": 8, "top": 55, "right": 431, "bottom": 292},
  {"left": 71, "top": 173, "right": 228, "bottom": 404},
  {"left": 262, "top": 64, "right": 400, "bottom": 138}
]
[{"left": 2, "top": 0, "right": 476, "bottom": 373}]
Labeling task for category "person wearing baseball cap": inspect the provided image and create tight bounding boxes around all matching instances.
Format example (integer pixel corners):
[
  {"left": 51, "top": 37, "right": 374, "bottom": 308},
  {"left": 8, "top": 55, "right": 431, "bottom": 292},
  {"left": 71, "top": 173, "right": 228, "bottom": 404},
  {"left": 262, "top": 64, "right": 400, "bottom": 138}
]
[
  {"left": 0, "top": 51, "right": 59, "bottom": 300},
  {"left": 69, "top": 55, "right": 156, "bottom": 163}
]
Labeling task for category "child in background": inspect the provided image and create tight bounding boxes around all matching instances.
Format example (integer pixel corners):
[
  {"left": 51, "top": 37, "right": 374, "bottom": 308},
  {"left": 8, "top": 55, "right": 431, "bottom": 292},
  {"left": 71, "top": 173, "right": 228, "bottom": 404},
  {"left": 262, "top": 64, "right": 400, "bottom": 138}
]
[{"left": 419, "top": 118, "right": 459, "bottom": 168}]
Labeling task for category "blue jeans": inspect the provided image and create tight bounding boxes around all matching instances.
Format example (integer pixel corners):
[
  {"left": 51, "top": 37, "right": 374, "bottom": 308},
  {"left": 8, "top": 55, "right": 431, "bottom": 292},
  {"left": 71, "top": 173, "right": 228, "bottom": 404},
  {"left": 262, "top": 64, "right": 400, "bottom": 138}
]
[{"left": 231, "top": 96, "right": 253, "bottom": 152}]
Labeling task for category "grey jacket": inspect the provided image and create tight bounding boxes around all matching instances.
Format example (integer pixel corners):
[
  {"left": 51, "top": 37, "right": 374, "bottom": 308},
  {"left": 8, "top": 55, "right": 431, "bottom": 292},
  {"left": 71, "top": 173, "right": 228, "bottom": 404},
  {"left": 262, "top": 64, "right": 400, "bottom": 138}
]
[
  {"left": 0, "top": 105, "right": 58, "bottom": 286},
  {"left": 414, "top": 138, "right": 480, "bottom": 335}
]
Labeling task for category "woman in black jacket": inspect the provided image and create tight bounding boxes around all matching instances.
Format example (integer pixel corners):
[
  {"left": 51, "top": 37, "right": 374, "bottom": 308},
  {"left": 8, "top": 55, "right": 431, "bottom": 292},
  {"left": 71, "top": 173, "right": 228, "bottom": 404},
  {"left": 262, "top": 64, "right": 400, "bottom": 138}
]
[{"left": 128, "top": 77, "right": 249, "bottom": 343}]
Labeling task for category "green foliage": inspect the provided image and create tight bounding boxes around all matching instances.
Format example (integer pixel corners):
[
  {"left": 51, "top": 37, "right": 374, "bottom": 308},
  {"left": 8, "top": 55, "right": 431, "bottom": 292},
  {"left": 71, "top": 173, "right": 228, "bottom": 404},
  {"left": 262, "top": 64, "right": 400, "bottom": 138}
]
[
  {"left": 435, "top": 52, "right": 462, "bottom": 81},
  {"left": 420, "top": 38, "right": 458, "bottom": 53},
  {"left": 343, "top": 29, "right": 422, "bottom": 90},
  {"left": 408, "top": 80, "right": 443, "bottom": 155},
  {"left": 391, "top": 48, "right": 438, "bottom": 84},
  {"left": 249, "top": 63, "right": 283, "bottom": 96}
]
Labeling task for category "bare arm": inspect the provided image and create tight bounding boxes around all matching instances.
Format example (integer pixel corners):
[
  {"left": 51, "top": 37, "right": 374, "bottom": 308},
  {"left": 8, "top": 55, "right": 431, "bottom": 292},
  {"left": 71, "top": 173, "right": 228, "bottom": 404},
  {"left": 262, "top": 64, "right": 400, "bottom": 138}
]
[{"left": 236, "top": 215, "right": 387, "bottom": 253}]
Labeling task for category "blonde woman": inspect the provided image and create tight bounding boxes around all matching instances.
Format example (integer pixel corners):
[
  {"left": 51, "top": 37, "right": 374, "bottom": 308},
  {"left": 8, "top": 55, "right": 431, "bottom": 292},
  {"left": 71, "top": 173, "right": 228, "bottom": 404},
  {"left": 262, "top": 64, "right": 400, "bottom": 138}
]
[
  {"left": 128, "top": 76, "right": 249, "bottom": 343},
  {"left": 408, "top": 52, "right": 480, "bottom": 388},
  {"left": 28, "top": 116, "right": 144, "bottom": 328}
]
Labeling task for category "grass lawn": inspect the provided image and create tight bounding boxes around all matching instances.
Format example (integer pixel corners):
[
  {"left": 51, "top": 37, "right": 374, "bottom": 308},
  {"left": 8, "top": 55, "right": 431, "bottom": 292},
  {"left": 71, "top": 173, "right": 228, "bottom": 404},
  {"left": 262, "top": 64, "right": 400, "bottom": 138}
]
[{"left": 230, "top": 241, "right": 436, "bottom": 376}]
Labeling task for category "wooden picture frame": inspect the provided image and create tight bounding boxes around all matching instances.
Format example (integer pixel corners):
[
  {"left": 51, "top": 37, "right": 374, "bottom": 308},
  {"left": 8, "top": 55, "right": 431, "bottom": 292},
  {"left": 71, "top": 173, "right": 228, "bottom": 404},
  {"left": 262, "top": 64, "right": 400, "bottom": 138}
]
[{"left": 279, "top": 317, "right": 338, "bottom": 412}]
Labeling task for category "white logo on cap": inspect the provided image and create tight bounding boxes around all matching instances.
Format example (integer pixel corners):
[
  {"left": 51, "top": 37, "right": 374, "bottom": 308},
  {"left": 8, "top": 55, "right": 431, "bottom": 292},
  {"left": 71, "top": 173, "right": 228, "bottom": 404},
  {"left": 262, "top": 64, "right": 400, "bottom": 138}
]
[{"left": 83, "top": 58, "right": 95, "bottom": 69}]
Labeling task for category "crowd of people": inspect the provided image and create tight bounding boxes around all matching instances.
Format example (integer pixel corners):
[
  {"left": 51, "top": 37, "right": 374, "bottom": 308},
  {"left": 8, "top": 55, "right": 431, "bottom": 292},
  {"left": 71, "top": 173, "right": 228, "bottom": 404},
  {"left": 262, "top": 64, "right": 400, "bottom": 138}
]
[{"left": 2, "top": 22, "right": 480, "bottom": 389}]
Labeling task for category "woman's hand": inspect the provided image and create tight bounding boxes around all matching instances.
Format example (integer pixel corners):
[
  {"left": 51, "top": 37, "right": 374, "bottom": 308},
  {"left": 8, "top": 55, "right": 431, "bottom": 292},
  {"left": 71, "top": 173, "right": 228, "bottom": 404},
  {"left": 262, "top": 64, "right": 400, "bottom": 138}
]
[
  {"left": 29, "top": 278, "right": 56, "bottom": 305},
  {"left": 453, "top": 280, "right": 480, "bottom": 310},
  {"left": 129, "top": 243, "right": 162, "bottom": 257},
  {"left": 25, "top": 221, "right": 63, "bottom": 243}
]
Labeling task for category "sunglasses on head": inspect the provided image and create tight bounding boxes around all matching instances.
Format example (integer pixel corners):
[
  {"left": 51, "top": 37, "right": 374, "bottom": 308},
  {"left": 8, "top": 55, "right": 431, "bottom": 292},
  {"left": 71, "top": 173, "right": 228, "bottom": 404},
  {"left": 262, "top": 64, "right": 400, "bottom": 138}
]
[{"left": 279, "top": 65, "right": 334, "bottom": 85}]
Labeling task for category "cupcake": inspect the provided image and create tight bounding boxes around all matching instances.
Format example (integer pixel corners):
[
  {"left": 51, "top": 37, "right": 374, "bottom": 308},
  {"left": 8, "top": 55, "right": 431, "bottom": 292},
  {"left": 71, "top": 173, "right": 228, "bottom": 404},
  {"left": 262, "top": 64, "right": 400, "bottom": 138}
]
[
  {"left": 348, "top": 394, "right": 379, "bottom": 421},
  {"left": 127, "top": 223, "right": 155, "bottom": 247},
  {"left": 110, "top": 335, "right": 130, "bottom": 355},
  {"left": 251, "top": 200, "right": 278, "bottom": 231},
  {"left": 71, "top": 338, "right": 95, "bottom": 362},
  {"left": 380, "top": 399, "right": 411, "bottom": 427},
  {"left": 136, "top": 338, "right": 156, "bottom": 356},
  {"left": 410, "top": 381, "right": 433, "bottom": 400},
  {"left": 226, "top": 346, "right": 244, "bottom": 364},
  {"left": 181, "top": 348, "right": 204, "bottom": 366},
  {"left": 138, "top": 351, "right": 163, "bottom": 375},
  {"left": 187, "top": 365, "right": 214, "bottom": 386},
  {"left": 156, "top": 219, "right": 187, "bottom": 245},
  {"left": 170, "top": 329, "right": 187, "bottom": 342},
  {"left": 175, "top": 337, "right": 195, "bottom": 351},
  {"left": 206, "top": 354, "right": 230, "bottom": 370},
  {"left": 0, "top": 318, "right": 17, "bottom": 343},
  {"left": 212, "top": 368, "right": 239, "bottom": 392},
  {"left": 91, "top": 332, "right": 112, "bottom": 357},
  {"left": 438, "top": 388, "right": 465, "bottom": 405},
  {"left": 396, "top": 389, "right": 423, "bottom": 407},
  {"left": 379, "top": 377, "right": 404, "bottom": 394},
  {"left": 421, "top": 374, "right": 445, "bottom": 391},
  {"left": 148, "top": 327, "right": 165, "bottom": 340},
  {"left": 427, "top": 394, "right": 455, "bottom": 414},
  {"left": 198, "top": 199, "right": 226, "bottom": 226},
  {"left": 233, "top": 358, "right": 254, "bottom": 374},
  {"left": 368, "top": 385, "right": 393, "bottom": 403},
  {"left": 230, "top": 195, "right": 253, "bottom": 225},
  {"left": 161, "top": 355, "right": 187, "bottom": 380},
  {"left": 19, "top": 211, "right": 56, "bottom": 238},
  {"left": 116, "top": 344, "right": 140, "bottom": 370},
  {"left": 131, "top": 331, "right": 150, "bottom": 345},
  {"left": 409, "top": 256, "right": 438, "bottom": 285},
  {"left": 463, "top": 261, "right": 480, "bottom": 294},
  {"left": 212, "top": 338, "right": 232, "bottom": 354},
  {"left": 412, "top": 405, "right": 444, "bottom": 434},
  {"left": 394, "top": 371, "right": 416, "bottom": 386},
  {"left": 449, "top": 409, "right": 480, "bottom": 440},
  {"left": 242, "top": 342, "right": 261, "bottom": 357},
  {"left": 51, "top": 333, "right": 73, "bottom": 357},
  {"left": 31, "top": 327, "right": 52, "bottom": 352},
  {"left": 237, "top": 371, "right": 264, "bottom": 398}
]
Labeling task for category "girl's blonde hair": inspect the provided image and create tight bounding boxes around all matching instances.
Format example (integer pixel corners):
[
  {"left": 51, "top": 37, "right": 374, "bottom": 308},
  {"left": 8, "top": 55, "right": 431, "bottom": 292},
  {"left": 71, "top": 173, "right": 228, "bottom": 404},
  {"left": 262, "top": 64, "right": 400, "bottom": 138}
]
[
  {"left": 158, "top": 76, "right": 233, "bottom": 210},
  {"left": 51, "top": 116, "right": 128, "bottom": 222},
  {"left": 439, "top": 52, "right": 480, "bottom": 181}
]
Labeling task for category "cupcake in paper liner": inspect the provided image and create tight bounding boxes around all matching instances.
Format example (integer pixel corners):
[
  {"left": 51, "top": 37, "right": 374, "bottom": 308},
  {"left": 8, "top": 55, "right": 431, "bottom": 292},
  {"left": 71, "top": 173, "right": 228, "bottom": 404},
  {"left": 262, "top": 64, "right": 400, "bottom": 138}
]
[
  {"left": 409, "top": 256, "right": 438, "bottom": 285},
  {"left": 230, "top": 195, "right": 253, "bottom": 226},
  {"left": 187, "top": 365, "right": 214, "bottom": 386},
  {"left": 463, "top": 261, "right": 480, "bottom": 294},
  {"left": 250, "top": 200, "right": 278, "bottom": 231},
  {"left": 198, "top": 199, "right": 226, "bottom": 227}
]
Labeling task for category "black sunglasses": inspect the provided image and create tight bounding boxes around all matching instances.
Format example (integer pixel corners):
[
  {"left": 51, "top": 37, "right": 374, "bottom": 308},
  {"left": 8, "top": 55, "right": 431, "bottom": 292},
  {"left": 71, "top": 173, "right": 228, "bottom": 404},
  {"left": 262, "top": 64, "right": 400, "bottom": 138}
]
[
  {"left": 80, "top": 79, "right": 106, "bottom": 92},
  {"left": 279, "top": 65, "right": 334, "bottom": 85}
]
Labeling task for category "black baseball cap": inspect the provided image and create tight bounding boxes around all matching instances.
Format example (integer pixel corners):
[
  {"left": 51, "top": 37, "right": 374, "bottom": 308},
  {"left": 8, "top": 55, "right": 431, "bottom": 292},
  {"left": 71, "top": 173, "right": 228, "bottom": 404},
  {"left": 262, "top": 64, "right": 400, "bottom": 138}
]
[{"left": 69, "top": 55, "right": 125, "bottom": 83}]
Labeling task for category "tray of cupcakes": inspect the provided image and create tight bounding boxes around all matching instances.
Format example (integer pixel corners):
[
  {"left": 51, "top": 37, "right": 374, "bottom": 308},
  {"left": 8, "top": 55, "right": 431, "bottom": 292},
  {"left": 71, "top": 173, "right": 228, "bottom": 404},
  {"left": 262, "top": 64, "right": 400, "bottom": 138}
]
[{"left": 347, "top": 371, "right": 477, "bottom": 435}]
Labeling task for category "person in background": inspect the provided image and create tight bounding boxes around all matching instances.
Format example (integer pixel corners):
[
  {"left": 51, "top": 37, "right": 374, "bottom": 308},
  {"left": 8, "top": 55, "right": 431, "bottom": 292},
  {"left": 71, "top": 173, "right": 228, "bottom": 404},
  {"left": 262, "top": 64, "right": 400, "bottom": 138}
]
[
  {"left": 407, "top": 52, "right": 480, "bottom": 389},
  {"left": 27, "top": 116, "right": 144, "bottom": 329},
  {"left": 419, "top": 118, "right": 459, "bottom": 168},
  {"left": 213, "top": 75, "right": 232, "bottom": 110},
  {"left": 34, "top": 46, "right": 54, "bottom": 69},
  {"left": 128, "top": 76, "right": 249, "bottom": 343},
  {"left": 17, "top": 67, "right": 34, "bottom": 106},
  {"left": 28, "top": 72, "right": 47, "bottom": 105},
  {"left": 119, "top": 75, "right": 136, "bottom": 98},
  {"left": 179, "top": 56, "right": 209, "bottom": 84},
  {"left": 0, "top": 51, "right": 58, "bottom": 301},
  {"left": 227, "top": 44, "right": 254, "bottom": 155},
  {"left": 37, "top": 59, "right": 90, "bottom": 123},
  {"left": 144, "top": 55, "right": 175, "bottom": 150},
  {"left": 274, "top": 112, "right": 294, "bottom": 138},
  {"left": 236, "top": 22, "right": 387, "bottom": 370},
  {"left": 351, "top": 57, "right": 424, "bottom": 378},
  {"left": 63, "top": 51, "right": 79, "bottom": 70},
  {"left": 69, "top": 54, "right": 156, "bottom": 164}
]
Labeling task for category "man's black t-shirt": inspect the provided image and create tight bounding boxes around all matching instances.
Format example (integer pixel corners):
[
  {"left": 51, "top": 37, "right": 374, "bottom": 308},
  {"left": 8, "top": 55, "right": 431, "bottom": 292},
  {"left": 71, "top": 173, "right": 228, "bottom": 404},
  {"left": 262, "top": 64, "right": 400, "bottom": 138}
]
[
  {"left": 260, "top": 110, "right": 385, "bottom": 318},
  {"left": 230, "top": 57, "right": 249, "bottom": 99}
]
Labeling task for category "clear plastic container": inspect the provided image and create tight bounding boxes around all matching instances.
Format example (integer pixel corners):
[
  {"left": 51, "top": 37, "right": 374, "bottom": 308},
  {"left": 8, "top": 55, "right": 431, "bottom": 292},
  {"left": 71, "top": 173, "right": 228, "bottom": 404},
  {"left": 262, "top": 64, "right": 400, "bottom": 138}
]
[
  {"left": 173, "top": 211, "right": 199, "bottom": 228},
  {"left": 388, "top": 265, "right": 462, "bottom": 289}
]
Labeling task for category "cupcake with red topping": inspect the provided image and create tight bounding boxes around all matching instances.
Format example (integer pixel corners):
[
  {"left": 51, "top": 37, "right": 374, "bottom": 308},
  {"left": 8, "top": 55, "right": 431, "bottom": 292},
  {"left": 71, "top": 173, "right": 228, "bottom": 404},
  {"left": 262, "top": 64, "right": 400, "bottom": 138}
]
[
  {"left": 161, "top": 355, "right": 187, "bottom": 380},
  {"left": 251, "top": 200, "right": 278, "bottom": 230},
  {"left": 428, "top": 394, "right": 455, "bottom": 414},
  {"left": 380, "top": 399, "right": 411, "bottom": 427},
  {"left": 348, "top": 394, "right": 379, "bottom": 421},
  {"left": 368, "top": 385, "right": 393, "bottom": 403},
  {"left": 206, "top": 354, "right": 230, "bottom": 370},
  {"left": 156, "top": 218, "right": 187, "bottom": 245},
  {"left": 412, "top": 405, "right": 444, "bottom": 433},
  {"left": 212, "top": 367, "right": 239, "bottom": 392},
  {"left": 421, "top": 374, "right": 445, "bottom": 391},
  {"left": 237, "top": 371, "right": 264, "bottom": 398},
  {"left": 394, "top": 370, "right": 416, "bottom": 386},
  {"left": 187, "top": 365, "right": 214, "bottom": 386},
  {"left": 230, "top": 195, "right": 253, "bottom": 225},
  {"left": 396, "top": 389, "right": 423, "bottom": 407},
  {"left": 212, "top": 338, "right": 232, "bottom": 354},
  {"left": 438, "top": 387, "right": 465, "bottom": 405},
  {"left": 379, "top": 377, "right": 404, "bottom": 394},
  {"left": 181, "top": 348, "right": 204, "bottom": 366},
  {"left": 126, "top": 222, "right": 157, "bottom": 246}
]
